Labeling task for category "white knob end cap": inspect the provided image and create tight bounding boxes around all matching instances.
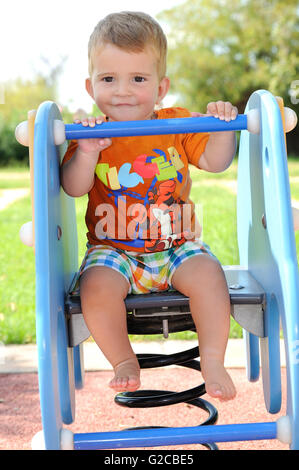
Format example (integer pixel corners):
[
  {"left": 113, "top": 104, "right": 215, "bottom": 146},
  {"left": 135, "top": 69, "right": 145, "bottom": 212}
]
[
  {"left": 246, "top": 108, "right": 260, "bottom": 134},
  {"left": 277, "top": 415, "right": 292, "bottom": 444},
  {"left": 19, "top": 221, "right": 33, "bottom": 247},
  {"left": 15, "top": 121, "right": 29, "bottom": 146},
  {"left": 31, "top": 430, "right": 46, "bottom": 450},
  {"left": 53, "top": 119, "right": 66, "bottom": 145},
  {"left": 284, "top": 107, "right": 297, "bottom": 133},
  {"left": 60, "top": 429, "right": 74, "bottom": 450}
]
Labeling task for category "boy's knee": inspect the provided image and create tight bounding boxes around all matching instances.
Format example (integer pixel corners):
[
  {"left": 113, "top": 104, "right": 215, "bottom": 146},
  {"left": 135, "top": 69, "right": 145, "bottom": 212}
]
[
  {"left": 80, "top": 266, "right": 130, "bottom": 299},
  {"left": 172, "top": 254, "right": 224, "bottom": 296},
  {"left": 192, "top": 256, "right": 226, "bottom": 287},
  {"left": 199, "top": 255, "right": 223, "bottom": 275}
]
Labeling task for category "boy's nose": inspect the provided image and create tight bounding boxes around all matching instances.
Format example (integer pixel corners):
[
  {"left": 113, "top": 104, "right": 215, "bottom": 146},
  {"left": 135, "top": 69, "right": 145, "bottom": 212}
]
[{"left": 116, "top": 80, "right": 131, "bottom": 96}]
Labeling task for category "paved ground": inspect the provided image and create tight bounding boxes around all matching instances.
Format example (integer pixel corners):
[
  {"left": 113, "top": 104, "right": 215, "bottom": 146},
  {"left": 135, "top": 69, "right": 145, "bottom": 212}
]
[{"left": 0, "top": 340, "right": 289, "bottom": 451}]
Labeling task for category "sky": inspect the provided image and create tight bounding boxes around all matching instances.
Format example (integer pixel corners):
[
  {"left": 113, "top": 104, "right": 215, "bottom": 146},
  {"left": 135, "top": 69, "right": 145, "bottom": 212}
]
[{"left": 1, "top": 0, "right": 184, "bottom": 112}]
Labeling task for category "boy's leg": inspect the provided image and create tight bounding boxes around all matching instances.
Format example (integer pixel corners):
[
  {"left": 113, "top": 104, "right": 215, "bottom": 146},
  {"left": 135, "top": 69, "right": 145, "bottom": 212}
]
[
  {"left": 171, "top": 254, "right": 236, "bottom": 401},
  {"left": 80, "top": 266, "right": 140, "bottom": 392}
]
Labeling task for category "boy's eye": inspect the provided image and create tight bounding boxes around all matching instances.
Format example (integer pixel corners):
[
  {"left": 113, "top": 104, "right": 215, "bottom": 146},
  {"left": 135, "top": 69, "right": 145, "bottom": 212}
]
[
  {"left": 103, "top": 77, "right": 114, "bottom": 82},
  {"left": 134, "top": 76, "right": 145, "bottom": 82}
]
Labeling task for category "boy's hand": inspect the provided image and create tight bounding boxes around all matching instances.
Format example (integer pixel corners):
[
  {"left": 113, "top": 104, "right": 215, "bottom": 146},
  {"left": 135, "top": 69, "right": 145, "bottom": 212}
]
[
  {"left": 206, "top": 101, "right": 238, "bottom": 121},
  {"left": 191, "top": 101, "right": 238, "bottom": 122},
  {"left": 74, "top": 116, "right": 112, "bottom": 156}
]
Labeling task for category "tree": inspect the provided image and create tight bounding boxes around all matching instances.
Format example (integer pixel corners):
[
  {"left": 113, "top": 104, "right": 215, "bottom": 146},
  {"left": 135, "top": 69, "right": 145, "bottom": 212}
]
[
  {"left": 159, "top": 0, "right": 299, "bottom": 154},
  {"left": 0, "top": 58, "right": 71, "bottom": 166}
]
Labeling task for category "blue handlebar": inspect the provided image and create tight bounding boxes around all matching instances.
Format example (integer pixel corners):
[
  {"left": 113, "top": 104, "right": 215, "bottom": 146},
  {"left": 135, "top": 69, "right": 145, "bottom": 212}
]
[{"left": 64, "top": 115, "right": 248, "bottom": 140}]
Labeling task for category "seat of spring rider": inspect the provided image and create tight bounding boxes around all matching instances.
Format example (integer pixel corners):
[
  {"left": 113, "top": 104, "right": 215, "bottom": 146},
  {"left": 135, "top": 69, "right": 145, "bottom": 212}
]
[{"left": 65, "top": 266, "right": 266, "bottom": 348}]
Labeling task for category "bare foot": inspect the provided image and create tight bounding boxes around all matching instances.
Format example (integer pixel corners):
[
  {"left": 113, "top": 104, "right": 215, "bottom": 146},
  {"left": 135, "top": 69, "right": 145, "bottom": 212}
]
[
  {"left": 109, "top": 357, "right": 140, "bottom": 392},
  {"left": 200, "top": 357, "right": 236, "bottom": 401}
]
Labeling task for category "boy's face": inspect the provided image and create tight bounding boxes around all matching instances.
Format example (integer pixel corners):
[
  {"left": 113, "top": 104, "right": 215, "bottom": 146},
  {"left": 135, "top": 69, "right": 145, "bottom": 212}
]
[{"left": 86, "top": 43, "right": 170, "bottom": 121}]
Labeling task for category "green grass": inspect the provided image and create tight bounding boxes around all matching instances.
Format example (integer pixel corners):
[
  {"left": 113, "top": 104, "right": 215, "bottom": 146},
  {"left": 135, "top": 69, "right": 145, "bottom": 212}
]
[
  {"left": 1, "top": 158, "right": 299, "bottom": 343},
  {"left": 0, "top": 195, "right": 36, "bottom": 343},
  {"left": 0, "top": 167, "right": 30, "bottom": 189}
]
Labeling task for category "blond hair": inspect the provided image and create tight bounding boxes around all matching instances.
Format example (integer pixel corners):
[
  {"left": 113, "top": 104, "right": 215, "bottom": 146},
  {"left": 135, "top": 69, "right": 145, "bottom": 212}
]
[{"left": 88, "top": 11, "right": 167, "bottom": 79}]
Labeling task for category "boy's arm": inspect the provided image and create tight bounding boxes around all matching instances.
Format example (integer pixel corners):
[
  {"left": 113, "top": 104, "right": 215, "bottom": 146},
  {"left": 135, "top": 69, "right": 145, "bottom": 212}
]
[
  {"left": 61, "top": 147, "right": 100, "bottom": 197},
  {"left": 192, "top": 101, "right": 238, "bottom": 173},
  {"left": 198, "top": 131, "right": 236, "bottom": 173},
  {"left": 60, "top": 116, "right": 111, "bottom": 197}
]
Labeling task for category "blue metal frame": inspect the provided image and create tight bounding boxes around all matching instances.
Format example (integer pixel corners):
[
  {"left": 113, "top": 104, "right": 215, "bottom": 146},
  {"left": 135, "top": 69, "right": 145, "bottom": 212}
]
[
  {"left": 237, "top": 90, "right": 299, "bottom": 447},
  {"left": 34, "top": 102, "right": 81, "bottom": 449},
  {"left": 74, "top": 422, "right": 277, "bottom": 450}
]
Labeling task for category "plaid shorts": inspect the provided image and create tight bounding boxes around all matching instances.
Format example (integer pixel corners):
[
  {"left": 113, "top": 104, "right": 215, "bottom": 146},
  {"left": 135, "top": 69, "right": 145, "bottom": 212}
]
[{"left": 70, "top": 241, "right": 217, "bottom": 295}]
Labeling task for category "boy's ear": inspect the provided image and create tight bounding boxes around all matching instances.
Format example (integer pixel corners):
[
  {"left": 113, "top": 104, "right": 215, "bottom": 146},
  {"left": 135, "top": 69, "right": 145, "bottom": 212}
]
[
  {"left": 85, "top": 78, "right": 94, "bottom": 100},
  {"left": 157, "top": 77, "right": 170, "bottom": 104}
]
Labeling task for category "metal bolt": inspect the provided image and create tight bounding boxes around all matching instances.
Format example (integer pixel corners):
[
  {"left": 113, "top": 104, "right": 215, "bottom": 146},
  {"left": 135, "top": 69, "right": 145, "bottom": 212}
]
[
  {"left": 57, "top": 225, "right": 62, "bottom": 240},
  {"left": 262, "top": 214, "right": 267, "bottom": 229},
  {"left": 229, "top": 284, "right": 244, "bottom": 290}
]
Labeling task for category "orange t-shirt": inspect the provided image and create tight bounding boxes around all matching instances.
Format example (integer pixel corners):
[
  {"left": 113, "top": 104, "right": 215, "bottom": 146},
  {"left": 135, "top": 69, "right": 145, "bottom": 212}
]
[{"left": 62, "top": 107, "right": 210, "bottom": 252}]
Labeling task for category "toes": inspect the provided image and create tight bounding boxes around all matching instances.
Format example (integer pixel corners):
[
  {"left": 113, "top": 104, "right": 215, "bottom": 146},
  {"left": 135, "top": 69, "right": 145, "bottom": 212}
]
[
  {"left": 206, "top": 382, "right": 236, "bottom": 401},
  {"left": 206, "top": 383, "right": 224, "bottom": 399},
  {"left": 109, "top": 375, "right": 140, "bottom": 392},
  {"left": 109, "top": 376, "right": 126, "bottom": 391},
  {"left": 127, "top": 376, "right": 140, "bottom": 391}
]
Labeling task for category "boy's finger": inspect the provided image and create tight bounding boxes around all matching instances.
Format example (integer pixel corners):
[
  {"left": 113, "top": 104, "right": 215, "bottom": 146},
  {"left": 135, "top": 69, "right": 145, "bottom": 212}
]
[
  {"left": 231, "top": 106, "right": 238, "bottom": 120},
  {"left": 216, "top": 101, "right": 225, "bottom": 120},
  {"left": 96, "top": 116, "right": 105, "bottom": 124},
  {"left": 88, "top": 117, "right": 96, "bottom": 127},
  {"left": 206, "top": 102, "right": 218, "bottom": 117},
  {"left": 224, "top": 102, "right": 233, "bottom": 121},
  {"left": 225, "top": 104, "right": 239, "bottom": 121}
]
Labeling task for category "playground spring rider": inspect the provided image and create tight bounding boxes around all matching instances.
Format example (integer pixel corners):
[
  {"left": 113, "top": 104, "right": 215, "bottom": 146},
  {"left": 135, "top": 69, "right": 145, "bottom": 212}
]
[{"left": 16, "top": 90, "right": 299, "bottom": 449}]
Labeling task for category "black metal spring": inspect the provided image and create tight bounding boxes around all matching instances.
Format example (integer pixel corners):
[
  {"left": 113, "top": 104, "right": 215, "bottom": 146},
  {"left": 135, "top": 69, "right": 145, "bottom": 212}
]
[{"left": 114, "top": 346, "right": 219, "bottom": 450}]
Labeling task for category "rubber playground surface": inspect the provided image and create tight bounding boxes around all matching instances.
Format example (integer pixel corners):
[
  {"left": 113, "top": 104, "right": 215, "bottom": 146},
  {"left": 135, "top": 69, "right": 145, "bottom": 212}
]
[{"left": 0, "top": 366, "right": 288, "bottom": 451}]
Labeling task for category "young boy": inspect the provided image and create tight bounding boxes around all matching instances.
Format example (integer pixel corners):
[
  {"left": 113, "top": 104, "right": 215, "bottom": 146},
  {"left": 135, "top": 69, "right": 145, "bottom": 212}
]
[{"left": 61, "top": 11, "right": 238, "bottom": 401}]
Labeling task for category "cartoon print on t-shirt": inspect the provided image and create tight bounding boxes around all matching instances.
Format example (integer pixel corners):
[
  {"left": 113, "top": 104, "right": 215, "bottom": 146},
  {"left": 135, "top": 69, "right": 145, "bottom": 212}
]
[
  {"left": 94, "top": 146, "right": 188, "bottom": 249},
  {"left": 144, "top": 179, "right": 188, "bottom": 252},
  {"left": 95, "top": 147, "right": 184, "bottom": 192}
]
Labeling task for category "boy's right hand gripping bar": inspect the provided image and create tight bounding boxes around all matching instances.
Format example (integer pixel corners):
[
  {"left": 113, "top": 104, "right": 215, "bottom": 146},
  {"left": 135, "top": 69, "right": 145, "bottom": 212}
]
[{"left": 15, "top": 107, "right": 297, "bottom": 147}]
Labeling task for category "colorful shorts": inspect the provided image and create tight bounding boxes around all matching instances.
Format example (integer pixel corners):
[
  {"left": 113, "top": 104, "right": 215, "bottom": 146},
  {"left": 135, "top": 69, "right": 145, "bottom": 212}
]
[{"left": 70, "top": 240, "right": 218, "bottom": 295}]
